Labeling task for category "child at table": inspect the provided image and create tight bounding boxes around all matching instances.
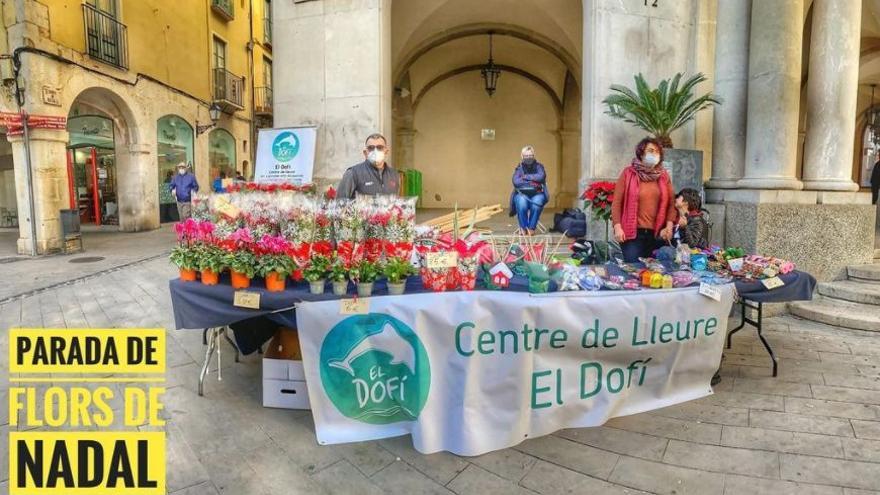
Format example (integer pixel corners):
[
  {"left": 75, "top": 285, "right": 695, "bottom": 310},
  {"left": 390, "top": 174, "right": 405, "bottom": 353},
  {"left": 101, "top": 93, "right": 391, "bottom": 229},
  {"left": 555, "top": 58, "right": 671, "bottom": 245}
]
[{"left": 674, "top": 188, "right": 709, "bottom": 249}]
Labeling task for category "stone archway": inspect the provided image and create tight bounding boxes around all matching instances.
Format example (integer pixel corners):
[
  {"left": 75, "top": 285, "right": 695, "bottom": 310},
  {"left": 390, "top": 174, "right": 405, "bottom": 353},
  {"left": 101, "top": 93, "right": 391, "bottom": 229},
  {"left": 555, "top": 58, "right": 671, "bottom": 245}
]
[{"left": 68, "top": 87, "right": 153, "bottom": 232}]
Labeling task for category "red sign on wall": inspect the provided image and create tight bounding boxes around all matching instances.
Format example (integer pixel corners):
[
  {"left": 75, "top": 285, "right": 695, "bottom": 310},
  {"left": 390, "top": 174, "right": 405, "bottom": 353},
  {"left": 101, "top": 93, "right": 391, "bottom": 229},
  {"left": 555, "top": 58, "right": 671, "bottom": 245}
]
[{"left": 0, "top": 112, "right": 67, "bottom": 136}]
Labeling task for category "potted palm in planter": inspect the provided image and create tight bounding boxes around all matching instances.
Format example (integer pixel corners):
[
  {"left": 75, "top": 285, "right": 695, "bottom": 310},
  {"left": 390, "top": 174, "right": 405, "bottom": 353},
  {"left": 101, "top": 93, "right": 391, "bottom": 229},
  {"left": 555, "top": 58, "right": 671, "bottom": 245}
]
[
  {"left": 170, "top": 244, "right": 199, "bottom": 281},
  {"left": 328, "top": 258, "right": 350, "bottom": 296},
  {"left": 384, "top": 257, "right": 415, "bottom": 295},
  {"left": 603, "top": 72, "right": 720, "bottom": 191},
  {"left": 349, "top": 259, "right": 380, "bottom": 297},
  {"left": 227, "top": 250, "right": 257, "bottom": 289},
  {"left": 303, "top": 254, "right": 330, "bottom": 295},
  {"left": 197, "top": 244, "right": 227, "bottom": 286},
  {"left": 258, "top": 253, "right": 295, "bottom": 292}
]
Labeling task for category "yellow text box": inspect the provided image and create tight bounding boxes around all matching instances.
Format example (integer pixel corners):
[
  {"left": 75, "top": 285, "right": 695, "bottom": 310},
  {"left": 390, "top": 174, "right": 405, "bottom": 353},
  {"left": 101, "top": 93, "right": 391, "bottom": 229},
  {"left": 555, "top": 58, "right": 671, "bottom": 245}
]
[
  {"left": 10, "top": 329, "right": 165, "bottom": 374},
  {"left": 9, "top": 431, "right": 165, "bottom": 495}
]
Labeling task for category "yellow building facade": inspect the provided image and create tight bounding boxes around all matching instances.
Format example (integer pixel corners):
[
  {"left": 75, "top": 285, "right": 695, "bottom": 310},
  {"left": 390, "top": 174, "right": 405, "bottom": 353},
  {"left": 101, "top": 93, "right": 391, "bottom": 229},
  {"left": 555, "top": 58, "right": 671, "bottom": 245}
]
[{"left": 0, "top": 0, "right": 274, "bottom": 254}]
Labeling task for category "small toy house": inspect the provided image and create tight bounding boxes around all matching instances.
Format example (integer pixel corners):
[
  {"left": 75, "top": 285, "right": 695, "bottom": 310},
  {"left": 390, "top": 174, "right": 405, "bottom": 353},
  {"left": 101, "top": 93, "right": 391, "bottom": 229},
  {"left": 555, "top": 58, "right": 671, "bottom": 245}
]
[{"left": 489, "top": 262, "right": 513, "bottom": 288}]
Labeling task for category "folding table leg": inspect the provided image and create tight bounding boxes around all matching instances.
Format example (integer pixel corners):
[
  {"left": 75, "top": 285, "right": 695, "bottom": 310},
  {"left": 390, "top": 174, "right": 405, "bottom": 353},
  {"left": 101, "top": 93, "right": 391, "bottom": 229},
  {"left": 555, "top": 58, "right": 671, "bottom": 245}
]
[
  {"left": 726, "top": 298, "right": 747, "bottom": 349},
  {"left": 753, "top": 302, "right": 778, "bottom": 377},
  {"left": 222, "top": 326, "right": 241, "bottom": 363},
  {"left": 198, "top": 327, "right": 219, "bottom": 396}
]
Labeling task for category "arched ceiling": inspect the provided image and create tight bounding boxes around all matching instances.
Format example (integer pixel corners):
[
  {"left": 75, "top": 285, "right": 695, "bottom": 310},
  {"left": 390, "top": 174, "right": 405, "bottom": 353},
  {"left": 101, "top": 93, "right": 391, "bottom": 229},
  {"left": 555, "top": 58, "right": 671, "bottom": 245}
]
[
  {"left": 392, "top": 0, "right": 582, "bottom": 70},
  {"left": 406, "top": 35, "right": 570, "bottom": 106}
]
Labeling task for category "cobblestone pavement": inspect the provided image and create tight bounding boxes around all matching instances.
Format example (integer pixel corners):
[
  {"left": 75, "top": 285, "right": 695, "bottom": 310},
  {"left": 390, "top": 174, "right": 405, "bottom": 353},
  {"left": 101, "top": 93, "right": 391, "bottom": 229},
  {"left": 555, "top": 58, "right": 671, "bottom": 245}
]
[{"left": 2, "top": 256, "right": 880, "bottom": 495}]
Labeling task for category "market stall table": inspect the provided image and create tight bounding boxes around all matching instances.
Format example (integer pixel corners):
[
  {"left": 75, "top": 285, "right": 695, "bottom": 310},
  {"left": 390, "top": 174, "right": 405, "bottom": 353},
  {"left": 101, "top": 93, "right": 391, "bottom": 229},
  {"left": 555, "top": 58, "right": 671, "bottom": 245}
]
[{"left": 169, "top": 268, "right": 815, "bottom": 395}]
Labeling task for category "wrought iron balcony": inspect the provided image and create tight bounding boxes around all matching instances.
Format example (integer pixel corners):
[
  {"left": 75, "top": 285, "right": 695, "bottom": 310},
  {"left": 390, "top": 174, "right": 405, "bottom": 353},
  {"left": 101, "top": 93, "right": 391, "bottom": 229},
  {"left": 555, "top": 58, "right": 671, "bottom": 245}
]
[
  {"left": 213, "top": 68, "right": 244, "bottom": 112},
  {"left": 82, "top": 3, "right": 128, "bottom": 70},
  {"left": 255, "top": 87, "right": 273, "bottom": 116},
  {"left": 264, "top": 17, "right": 272, "bottom": 45},
  {"left": 211, "top": 0, "right": 234, "bottom": 21}
]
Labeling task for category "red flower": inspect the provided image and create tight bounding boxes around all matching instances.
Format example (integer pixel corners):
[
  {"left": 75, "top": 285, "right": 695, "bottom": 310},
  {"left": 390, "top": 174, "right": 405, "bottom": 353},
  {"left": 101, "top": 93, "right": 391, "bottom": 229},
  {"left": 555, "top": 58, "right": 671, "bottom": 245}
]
[{"left": 325, "top": 186, "right": 337, "bottom": 199}]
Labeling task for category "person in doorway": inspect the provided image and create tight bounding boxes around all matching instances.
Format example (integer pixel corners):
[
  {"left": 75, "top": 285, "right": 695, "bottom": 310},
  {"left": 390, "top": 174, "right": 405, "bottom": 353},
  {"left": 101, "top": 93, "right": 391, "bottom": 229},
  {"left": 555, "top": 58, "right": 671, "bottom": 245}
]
[
  {"left": 611, "top": 137, "right": 676, "bottom": 262},
  {"left": 508, "top": 145, "right": 548, "bottom": 235},
  {"left": 871, "top": 159, "right": 880, "bottom": 205},
  {"left": 674, "top": 188, "right": 709, "bottom": 249},
  {"left": 170, "top": 162, "right": 199, "bottom": 220},
  {"left": 337, "top": 133, "right": 399, "bottom": 199},
  {"left": 235, "top": 170, "right": 246, "bottom": 182},
  {"left": 159, "top": 170, "right": 177, "bottom": 223},
  {"left": 213, "top": 171, "right": 227, "bottom": 193}
]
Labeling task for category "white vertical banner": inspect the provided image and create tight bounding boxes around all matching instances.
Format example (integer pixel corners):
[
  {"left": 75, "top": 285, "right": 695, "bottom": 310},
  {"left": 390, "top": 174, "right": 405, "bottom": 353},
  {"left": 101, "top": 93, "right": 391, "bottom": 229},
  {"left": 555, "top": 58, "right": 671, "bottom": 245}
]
[
  {"left": 254, "top": 126, "right": 317, "bottom": 184},
  {"left": 296, "top": 286, "right": 736, "bottom": 456}
]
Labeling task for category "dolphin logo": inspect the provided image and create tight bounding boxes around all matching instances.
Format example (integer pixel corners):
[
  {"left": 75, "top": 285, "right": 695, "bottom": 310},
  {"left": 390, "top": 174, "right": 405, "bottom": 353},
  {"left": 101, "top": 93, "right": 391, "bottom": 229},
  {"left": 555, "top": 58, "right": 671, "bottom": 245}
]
[
  {"left": 276, "top": 135, "right": 297, "bottom": 148},
  {"left": 328, "top": 322, "right": 416, "bottom": 376}
]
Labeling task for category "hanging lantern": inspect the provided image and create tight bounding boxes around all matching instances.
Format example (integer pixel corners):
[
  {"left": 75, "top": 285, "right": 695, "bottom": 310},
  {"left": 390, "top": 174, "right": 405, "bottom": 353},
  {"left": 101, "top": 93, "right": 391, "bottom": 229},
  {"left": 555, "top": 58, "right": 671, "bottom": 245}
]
[{"left": 481, "top": 32, "right": 501, "bottom": 97}]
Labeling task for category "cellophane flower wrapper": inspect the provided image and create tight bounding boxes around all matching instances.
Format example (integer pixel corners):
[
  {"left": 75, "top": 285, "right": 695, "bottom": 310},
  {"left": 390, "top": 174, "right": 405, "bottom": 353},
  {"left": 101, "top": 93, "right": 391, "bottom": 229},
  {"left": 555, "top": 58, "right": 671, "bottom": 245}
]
[{"left": 191, "top": 192, "right": 212, "bottom": 221}]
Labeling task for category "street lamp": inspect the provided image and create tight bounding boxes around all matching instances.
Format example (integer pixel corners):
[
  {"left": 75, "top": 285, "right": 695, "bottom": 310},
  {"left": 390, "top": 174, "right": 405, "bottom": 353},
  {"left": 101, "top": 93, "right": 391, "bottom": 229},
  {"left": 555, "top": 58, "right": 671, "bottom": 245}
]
[
  {"left": 481, "top": 32, "right": 501, "bottom": 97},
  {"left": 196, "top": 103, "right": 222, "bottom": 135}
]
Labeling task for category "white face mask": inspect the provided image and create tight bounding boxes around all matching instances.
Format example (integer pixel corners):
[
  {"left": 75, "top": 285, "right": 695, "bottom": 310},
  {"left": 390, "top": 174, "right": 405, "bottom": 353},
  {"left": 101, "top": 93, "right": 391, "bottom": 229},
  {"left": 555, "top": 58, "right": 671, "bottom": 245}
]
[
  {"left": 643, "top": 153, "right": 660, "bottom": 166},
  {"left": 178, "top": 169, "right": 186, "bottom": 175},
  {"left": 367, "top": 149, "right": 386, "bottom": 165}
]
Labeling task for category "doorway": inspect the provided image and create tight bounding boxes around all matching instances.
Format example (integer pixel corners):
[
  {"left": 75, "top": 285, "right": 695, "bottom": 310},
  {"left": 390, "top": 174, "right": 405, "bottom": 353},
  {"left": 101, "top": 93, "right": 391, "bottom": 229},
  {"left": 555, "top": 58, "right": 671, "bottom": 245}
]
[{"left": 66, "top": 146, "right": 118, "bottom": 226}]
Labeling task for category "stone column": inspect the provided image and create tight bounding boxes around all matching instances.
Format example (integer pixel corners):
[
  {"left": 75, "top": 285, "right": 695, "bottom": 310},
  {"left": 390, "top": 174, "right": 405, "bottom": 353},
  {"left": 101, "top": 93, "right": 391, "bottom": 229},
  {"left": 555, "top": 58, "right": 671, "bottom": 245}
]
[
  {"left": 707, "top": 0, "right": 750, "bottom": 188},
  {"left": 738, "top": 0, "right": 804, "bottom": 190},
  {"left": 801, "top": 0, "right": 861, "bottom": 191},
  {"left": 9, "top": 129, "right": 70, "bottom": 255},
  {"left": 117, "top": 142, "right": 158, "bottom": 232},
  {"left": 273, "top": 0, "right": 392, "bottom": 182}
]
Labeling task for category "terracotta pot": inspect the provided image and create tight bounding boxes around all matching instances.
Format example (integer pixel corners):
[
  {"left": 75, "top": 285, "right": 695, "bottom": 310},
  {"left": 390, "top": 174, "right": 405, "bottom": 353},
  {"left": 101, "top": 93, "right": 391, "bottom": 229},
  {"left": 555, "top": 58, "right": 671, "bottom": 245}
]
[
  {"left": 309, "top": 279, "right": 326, "bottom": 295},
  {"left": 179, "top": 268, "right": 197, "bottom": 282},
  {"left": 332, "top": 280, "right": 348, "bottom": 296},
  {"left": 231, "top": 270, "right": 252, "bottom": 289},
  {"left": 265, "top": 272, "right": 286, "bottom": 292},
  {"left": 200, "top": 269, "right": 219, "bottom": 286}
]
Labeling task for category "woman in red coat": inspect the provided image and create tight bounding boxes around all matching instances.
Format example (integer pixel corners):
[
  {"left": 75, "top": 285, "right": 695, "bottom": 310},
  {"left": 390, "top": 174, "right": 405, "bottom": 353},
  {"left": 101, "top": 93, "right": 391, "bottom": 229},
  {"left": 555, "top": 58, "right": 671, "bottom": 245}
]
[{"left": 610, "top": 138, "right": 676, "bottom": 262}]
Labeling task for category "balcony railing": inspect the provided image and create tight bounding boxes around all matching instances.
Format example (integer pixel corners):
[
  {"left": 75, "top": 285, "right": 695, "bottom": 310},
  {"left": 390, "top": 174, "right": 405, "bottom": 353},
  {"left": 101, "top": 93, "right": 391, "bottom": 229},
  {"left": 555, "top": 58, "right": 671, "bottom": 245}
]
[
  {"left": 255, "top": 87, "right": 273, "bottom": 115},
  {"left": 82, "top": 4, "right": 128, "bottom": 70},
  {"left": 263, "top": 17, "right": 272, "bottom": 45},
  {"left": 211, "top": 0, "right": 234, "bottom": 21},
  {"left": 213, "top": 68, "right": 244, "bottom": 112}
]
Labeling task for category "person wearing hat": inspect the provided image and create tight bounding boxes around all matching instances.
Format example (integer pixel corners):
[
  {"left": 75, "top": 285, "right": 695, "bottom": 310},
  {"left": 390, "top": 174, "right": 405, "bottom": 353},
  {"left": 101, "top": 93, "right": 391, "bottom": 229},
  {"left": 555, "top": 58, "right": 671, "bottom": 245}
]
[{"left": 169, "top": 162, "right": 199, "bottom": 220}]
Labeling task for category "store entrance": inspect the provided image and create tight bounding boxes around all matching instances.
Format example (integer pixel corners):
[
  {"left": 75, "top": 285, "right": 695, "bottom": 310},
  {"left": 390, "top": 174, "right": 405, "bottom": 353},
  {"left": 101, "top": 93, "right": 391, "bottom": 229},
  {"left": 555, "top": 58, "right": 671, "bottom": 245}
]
[{"left": 66, "top": 146, "right": 118, "bottom": 226}]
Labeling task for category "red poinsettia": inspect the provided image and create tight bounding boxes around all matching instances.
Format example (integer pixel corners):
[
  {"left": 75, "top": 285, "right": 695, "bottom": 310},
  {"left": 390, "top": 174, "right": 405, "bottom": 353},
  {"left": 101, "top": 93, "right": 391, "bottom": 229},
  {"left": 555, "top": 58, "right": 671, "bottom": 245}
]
[{"left": 582, "top": 181, "right": 615, "bottom": 222}]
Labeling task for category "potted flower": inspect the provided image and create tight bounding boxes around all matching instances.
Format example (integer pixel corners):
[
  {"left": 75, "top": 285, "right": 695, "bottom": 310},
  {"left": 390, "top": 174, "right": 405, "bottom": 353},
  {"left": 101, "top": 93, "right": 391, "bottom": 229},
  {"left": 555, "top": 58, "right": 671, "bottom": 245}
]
[
  {"left": 258, "top": 252, "right": 295, "bottom": 292},
  {"left": 170, "top": 245, "right": 199, "bottom": 281},
  {"left": 328, "top": 258, "right": 349, "bottom": 296},
  {"left": 226, "top": 250, "right": 257, "bottom": 289},
  {"left": 197, "top": 244, "right": 227, "bottom": 285},
  {"left": 349, "top": 259, "right": 380, "bottom": 297},
  {"left": 384, "top": 257, "right": 414, "bottom": 295},
  {"left": 303, "top": 254, "right": 330, "bottom": 295}
]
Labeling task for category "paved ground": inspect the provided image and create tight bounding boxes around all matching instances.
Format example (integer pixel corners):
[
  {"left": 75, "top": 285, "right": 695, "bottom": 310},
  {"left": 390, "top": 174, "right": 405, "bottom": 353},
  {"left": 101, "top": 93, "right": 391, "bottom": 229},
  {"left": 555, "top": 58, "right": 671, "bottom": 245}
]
[{"left": 2, "top": 249, "right": 880, "bottom": 494}]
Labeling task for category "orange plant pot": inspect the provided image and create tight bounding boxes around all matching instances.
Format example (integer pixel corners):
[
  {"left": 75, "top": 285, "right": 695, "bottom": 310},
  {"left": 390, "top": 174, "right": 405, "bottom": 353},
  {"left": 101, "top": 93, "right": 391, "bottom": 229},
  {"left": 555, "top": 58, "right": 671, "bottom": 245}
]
[
  {"left": 201, "top": 269, "right": 219, "bottom": 286},
  {"left": 179, "top": 268, "right": 197, "bottom": 282},
  {"left": 265, "top": 272, "right": 286, "bottom": 292},
  {"left": 231, "top": 270, "right": 251, "bottom": 289}
]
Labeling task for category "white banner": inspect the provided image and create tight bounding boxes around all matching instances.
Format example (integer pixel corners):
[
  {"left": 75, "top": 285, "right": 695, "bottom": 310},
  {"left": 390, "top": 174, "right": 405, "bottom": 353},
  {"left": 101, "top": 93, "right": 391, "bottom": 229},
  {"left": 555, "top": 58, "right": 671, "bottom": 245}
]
[
  {"left": 296, "top": 285, "right": 736, "bottom": 456},
  {"left": 254, "top": 126, "right": 317, "bottom": 184}
]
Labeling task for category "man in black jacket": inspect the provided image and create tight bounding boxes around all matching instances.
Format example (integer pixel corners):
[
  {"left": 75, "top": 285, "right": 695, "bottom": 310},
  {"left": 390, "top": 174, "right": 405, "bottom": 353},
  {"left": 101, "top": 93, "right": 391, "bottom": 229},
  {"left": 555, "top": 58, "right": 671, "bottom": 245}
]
[{"left": 871, "top": 160, "right": 880, "bottom": 205}]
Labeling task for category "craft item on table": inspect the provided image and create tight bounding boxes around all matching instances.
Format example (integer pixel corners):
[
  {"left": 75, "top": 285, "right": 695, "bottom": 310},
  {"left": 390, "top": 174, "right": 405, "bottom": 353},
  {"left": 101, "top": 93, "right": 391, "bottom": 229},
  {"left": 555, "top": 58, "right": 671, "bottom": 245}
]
[
  {"left": 691, "top": 254, "right": 708, "bottom": 271},
  {"left": 487, "top": 262, "right": 513, "bottom": 289},
  {"left": 656, "top": 246, "right": 677, "bottom": 263},
  {"left": 570, "top": 238, "right": 598, "bottom": 264},
  {"left": 524, "top": 261, "right": 551, "bottom": 293},
  {"left": 676, "top": 243, "right": 691, "bottom": 265},
  {"left": 622, "top": 278, "right": 642, "bottom": 290},
  {"left": 558, "top": 264, "right": 582, "bottom": 291},
  {"left": 671, "top": 271, "right": 698, "bottom": 288},
  {"left": 602, "top": 275, "right": 626, "bottom": 290},
  {"left": 650, "top": 272, "right": 663, "bottom": 289},
  {"left": 640, "top": 270, "right": 653, "bottom": 287},
  {"left": 577, "top": 268, "right": 604, "bottom": 291},
  {"left": 639, "top": 257, "right": 666, "bottom": 273},
  {"left": 662, "top": 274, "right": 673, "bottom": 289}
]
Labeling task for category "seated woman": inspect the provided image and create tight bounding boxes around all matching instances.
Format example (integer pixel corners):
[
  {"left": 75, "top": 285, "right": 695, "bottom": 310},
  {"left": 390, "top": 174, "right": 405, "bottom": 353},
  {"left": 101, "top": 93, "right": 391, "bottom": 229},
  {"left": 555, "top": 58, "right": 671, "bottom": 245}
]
[
  {"left": 674, "top": 188, "right": 709, "bottom": 249},
  {"left": 611, "top": 138, "right": 676, "bottom": 262},
  {"left": 509, "top": 145, "right": 549, "bottom": 235}
]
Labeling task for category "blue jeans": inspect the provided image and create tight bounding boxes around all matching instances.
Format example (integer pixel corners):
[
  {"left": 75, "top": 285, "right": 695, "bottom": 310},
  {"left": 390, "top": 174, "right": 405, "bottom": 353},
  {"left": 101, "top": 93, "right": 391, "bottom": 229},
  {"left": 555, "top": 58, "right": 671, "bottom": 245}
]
[{"left": 514, "top": 192, "right": 546, "bottom": 230}]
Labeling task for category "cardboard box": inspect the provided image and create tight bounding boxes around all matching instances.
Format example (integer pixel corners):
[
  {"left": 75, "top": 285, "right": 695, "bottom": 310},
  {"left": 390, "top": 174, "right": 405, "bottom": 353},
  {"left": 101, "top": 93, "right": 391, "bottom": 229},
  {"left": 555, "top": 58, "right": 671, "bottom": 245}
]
[{"left": 262, "top": 357, "right": 309, "bottom": 409}]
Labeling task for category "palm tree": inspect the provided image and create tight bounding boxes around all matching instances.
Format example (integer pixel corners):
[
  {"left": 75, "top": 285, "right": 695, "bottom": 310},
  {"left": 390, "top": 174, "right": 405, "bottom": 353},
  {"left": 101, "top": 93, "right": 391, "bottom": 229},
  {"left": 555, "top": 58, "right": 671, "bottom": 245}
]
[{"left": 603, "top": 72, "right": 720, "bottom": 148}]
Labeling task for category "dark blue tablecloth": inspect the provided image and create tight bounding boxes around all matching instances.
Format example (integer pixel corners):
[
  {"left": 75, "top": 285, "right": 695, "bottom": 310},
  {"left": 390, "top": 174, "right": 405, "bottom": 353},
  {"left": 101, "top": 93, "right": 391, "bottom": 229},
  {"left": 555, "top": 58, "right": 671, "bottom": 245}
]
[{"left": 169, "top": 268, "right": 815, "bottom": 352}]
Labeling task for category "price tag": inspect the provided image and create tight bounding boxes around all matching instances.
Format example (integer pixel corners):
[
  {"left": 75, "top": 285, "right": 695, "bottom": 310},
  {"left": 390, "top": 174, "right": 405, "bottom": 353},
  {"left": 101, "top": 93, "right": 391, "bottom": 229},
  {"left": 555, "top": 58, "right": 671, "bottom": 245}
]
[
  {"left": 727, "top": 257, "right": 744, "bottom": 272},
  {"left": 233, "top": 290, "right": 261, "bottom": 309},
  {"left": 426, "top": 251, "right": 458, "bottom": 269},
  {"left": 761, "top": 276, "right": 785, "bottom": 290},
  {"left": 340, "top": 298, "right": 369, "bottom": 315},
  {"left": 699, "top": 283, "right": 722, "bottom": 302}
]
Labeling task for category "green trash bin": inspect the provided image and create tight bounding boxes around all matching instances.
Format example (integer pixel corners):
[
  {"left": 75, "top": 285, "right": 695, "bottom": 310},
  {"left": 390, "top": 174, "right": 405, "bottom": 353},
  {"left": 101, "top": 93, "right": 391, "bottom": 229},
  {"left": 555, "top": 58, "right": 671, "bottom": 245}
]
[{"left": 403, "top": 169, "right": 422, "bottom": 206}]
